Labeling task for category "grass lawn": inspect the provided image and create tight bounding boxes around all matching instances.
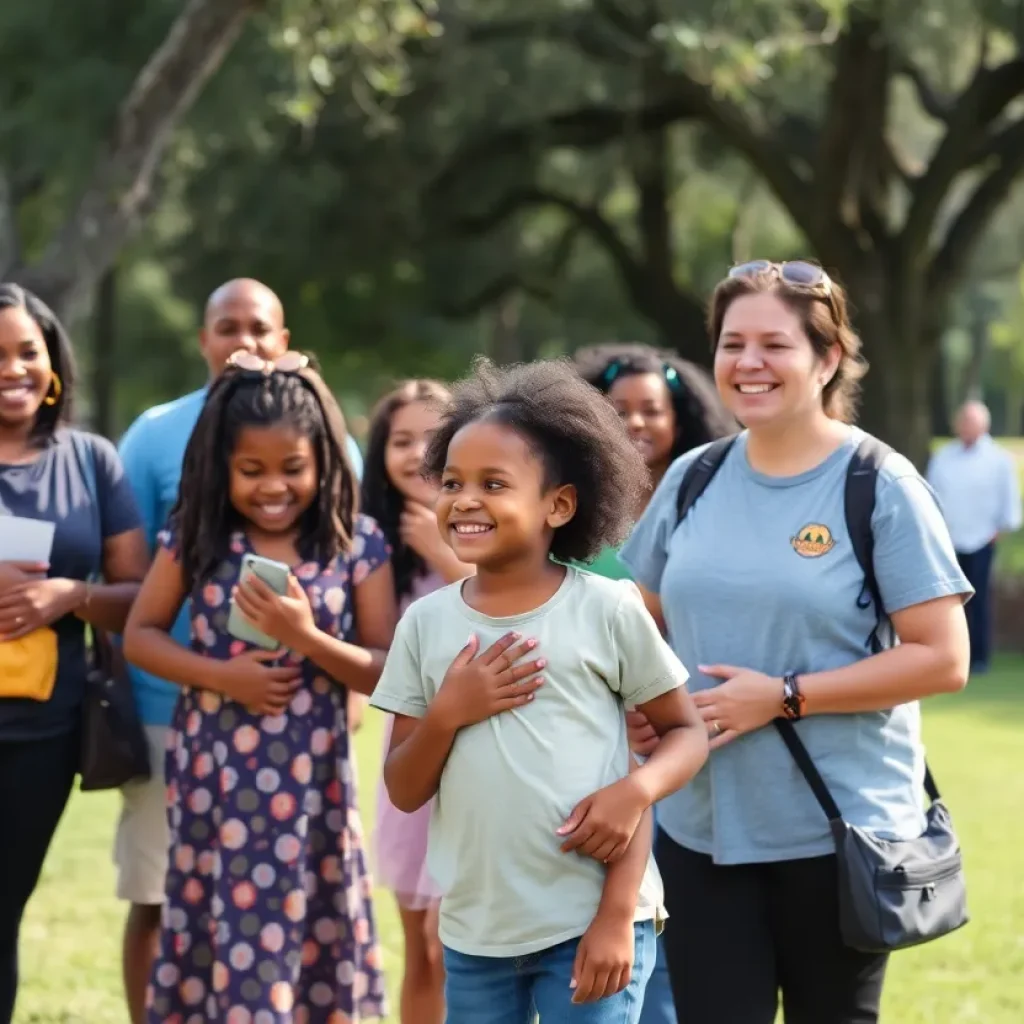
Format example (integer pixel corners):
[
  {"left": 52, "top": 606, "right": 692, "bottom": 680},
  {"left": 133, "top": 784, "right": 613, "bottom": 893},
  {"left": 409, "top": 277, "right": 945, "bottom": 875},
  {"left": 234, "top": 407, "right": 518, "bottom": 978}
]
[{"left": 15, "top": 658, "right": 1024, "bottom": 1023}]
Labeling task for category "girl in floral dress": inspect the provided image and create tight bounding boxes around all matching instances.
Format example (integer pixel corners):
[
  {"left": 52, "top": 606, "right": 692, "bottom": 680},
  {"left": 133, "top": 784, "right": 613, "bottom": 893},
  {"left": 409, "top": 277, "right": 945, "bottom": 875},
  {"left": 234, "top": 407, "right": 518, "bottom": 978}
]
[
  {"left": 124, "top": 352, "right": 397, "bottom": 1023},
  {"left": 360, "top": 380, "right": 474, "bottom": 1024}
]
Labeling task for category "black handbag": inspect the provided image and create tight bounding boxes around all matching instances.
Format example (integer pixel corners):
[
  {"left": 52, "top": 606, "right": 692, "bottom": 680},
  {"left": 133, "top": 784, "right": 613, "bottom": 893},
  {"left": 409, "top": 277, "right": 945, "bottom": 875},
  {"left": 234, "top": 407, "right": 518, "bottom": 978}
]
[
  {"left": 80, "top": 626, "right": 151, "bottom": 792},
  {"left": 774, "top": 719, "right": 968, "bottom": 953},
  {"left": 68, "top": 430, "right": 151, "bottom": 791}
]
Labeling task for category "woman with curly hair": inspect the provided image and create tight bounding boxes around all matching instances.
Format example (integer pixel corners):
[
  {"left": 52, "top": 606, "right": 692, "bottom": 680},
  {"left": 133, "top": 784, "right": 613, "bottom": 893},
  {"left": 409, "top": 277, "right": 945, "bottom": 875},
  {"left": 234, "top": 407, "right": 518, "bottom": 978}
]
[{"left": 574, "top": 343, "right": 734, "bottom": 581}]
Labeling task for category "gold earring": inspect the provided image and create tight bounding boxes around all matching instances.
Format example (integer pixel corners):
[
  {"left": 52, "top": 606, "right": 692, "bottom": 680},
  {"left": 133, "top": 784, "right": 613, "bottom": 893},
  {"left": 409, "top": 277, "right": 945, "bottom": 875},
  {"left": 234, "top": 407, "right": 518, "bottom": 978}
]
[{"left": 43, "top": 374, "right": 62, "bottom": 406}]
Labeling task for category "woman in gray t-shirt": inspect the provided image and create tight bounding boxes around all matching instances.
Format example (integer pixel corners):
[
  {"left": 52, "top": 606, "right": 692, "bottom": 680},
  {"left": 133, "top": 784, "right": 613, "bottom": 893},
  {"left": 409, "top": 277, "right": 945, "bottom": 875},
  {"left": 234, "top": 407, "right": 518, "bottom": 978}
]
[
  {"left": 0, "top": 284, "right": 147, "bottom": 1023},
  {"left": 621, "top": 261, "right": 973, "bottom": 1024}
]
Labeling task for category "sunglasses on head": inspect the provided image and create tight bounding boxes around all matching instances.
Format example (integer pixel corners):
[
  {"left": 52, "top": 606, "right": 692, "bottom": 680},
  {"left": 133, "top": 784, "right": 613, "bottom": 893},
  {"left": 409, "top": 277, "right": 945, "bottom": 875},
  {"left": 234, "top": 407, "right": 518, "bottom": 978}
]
[
  {"left": 728, "top": 260, "right": 832, "bottom": 296},
  {"left": 226, "top": 351, "right": 310, "bottom": 375}
]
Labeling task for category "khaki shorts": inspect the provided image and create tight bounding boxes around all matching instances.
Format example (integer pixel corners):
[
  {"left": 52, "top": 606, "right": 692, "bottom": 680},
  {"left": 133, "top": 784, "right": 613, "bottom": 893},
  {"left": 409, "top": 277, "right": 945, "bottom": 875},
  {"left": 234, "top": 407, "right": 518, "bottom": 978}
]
[{"left": 112, "top": 725, "right": 170, "bottom": 906}]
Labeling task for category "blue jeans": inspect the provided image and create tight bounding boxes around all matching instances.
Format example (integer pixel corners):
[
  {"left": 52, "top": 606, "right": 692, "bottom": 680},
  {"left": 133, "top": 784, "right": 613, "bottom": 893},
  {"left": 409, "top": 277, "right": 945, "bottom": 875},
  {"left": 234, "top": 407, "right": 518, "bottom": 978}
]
[
  {"left": 443, "top": 921, "right": 656, "bottom": 1023},
  {"left": 636, "top": 932, "right": 676, "bottom": 1024}
]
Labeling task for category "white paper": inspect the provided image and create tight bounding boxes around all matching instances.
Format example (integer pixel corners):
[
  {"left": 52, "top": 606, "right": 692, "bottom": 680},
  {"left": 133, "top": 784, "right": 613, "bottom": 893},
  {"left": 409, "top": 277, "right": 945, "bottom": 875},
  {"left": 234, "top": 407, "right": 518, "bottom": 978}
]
[{"left": 0, "top": 516, "right": 56, "bottom": 563}]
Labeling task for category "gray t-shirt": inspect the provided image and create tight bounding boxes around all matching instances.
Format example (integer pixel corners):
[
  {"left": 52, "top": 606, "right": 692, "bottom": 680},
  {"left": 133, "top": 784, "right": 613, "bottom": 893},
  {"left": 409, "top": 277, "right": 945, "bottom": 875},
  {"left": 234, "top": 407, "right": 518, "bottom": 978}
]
[
  {"left": 370, "top": 567, "right": 687, "bottom": 957},
  {"left": 0, "top": 429, "right": 141, "bottom": 740},
  {"left": 620, "top": 428, "right": 973, "bottom": 865}
]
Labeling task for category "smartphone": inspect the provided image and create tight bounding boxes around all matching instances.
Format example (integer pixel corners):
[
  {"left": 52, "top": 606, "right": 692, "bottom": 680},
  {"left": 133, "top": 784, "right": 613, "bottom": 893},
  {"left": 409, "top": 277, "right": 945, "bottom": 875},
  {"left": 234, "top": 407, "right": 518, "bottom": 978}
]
[{"left": 226, "top": 553, "right": 291, "bottom": 650}]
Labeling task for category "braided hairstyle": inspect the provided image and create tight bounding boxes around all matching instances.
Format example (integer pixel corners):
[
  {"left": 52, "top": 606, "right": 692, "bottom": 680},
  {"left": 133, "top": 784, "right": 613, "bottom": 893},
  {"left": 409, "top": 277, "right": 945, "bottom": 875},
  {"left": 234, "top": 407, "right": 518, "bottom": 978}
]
[
  {"left": 574, "top": 342, "right": 736, "bottom": 458},
  {"left": 422, "top": 357, "right": 648, "bottom": 563},
  {"left": 361, "top": 379, "right": 451, "bottom": 603},
  {"left": 171, "top": 364, "right": 358, "bottom": 590}
]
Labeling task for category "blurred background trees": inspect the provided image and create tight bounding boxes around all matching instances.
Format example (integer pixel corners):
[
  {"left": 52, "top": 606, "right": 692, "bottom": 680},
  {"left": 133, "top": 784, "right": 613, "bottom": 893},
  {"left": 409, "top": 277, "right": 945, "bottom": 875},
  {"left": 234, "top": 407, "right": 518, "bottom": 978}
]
[{"left": 3, "top": 0, "right": 1024, "bottom": 467}]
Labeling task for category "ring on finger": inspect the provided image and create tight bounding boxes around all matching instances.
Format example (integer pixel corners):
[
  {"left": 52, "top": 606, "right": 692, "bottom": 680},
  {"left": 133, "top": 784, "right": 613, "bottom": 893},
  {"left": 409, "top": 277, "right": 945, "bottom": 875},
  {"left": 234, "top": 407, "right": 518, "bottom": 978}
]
[{"left": 711, "top": 720, "right": 722, "bottom": 737}]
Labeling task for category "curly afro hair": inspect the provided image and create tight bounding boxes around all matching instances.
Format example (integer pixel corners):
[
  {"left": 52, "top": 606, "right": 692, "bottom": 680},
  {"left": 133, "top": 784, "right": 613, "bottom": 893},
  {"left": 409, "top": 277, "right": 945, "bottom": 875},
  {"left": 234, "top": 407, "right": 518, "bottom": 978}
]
[
  {"left": 422, "top": 356, "right": 648, "bottom": 563},
  {"left": 574, "top": 342, "right": 735, "bottom": 458}
]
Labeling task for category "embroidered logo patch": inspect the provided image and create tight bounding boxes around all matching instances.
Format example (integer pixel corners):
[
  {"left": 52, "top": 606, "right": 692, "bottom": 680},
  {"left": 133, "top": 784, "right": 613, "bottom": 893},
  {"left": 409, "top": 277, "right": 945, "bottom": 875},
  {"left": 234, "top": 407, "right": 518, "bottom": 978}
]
[{"left": 791, "top": 523, "right": 835, "bottom": 558}]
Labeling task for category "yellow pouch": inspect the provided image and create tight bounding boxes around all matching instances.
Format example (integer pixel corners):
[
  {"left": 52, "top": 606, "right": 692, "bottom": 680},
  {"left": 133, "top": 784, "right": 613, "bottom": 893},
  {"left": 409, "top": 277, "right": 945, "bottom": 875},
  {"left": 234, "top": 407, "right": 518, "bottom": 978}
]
[{"left": 0, "top": 627, "right": 59, "bottom": 701}]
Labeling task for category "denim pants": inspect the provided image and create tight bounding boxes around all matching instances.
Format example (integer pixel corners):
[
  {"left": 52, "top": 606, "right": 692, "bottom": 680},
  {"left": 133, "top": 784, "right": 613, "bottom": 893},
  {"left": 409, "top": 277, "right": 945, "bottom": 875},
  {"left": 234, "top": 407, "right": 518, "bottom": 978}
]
[
  {"left": 443, "top": 920, "right": 656, "bottom": 1023},
  {"left": 637, "top": 931, "right": 676, "bottom": 1024}
]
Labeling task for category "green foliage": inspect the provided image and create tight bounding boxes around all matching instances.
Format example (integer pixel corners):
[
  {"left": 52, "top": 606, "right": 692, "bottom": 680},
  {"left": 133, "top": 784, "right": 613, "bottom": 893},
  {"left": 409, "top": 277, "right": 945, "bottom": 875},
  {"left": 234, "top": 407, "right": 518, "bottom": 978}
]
[{"left": 7, "top": 0, "right": 1024, "bottom": 443}]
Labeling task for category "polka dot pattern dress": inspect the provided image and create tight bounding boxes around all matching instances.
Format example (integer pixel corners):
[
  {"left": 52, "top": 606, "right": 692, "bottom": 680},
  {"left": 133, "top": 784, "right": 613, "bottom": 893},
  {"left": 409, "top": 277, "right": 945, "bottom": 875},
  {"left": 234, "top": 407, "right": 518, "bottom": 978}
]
[{"left": 147, "top": 516, "right": 390, "bottom": 1023}]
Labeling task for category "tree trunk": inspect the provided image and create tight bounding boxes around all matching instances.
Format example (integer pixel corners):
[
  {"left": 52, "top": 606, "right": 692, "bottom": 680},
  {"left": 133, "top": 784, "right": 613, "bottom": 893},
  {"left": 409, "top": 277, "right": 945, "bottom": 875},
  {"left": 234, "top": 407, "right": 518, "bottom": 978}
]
[
  {"left": 845, "top": 275, "right": 936, "bottom": 471},
  {"left": 489, "top": 293, "right": 524, "bottom": 364},
  {"left": 959, "top": 297, "right": 992, "bottom": 404},
  {"left": 656, "top": 293, "right": 712, "bottom": 369},
  {"left": 91, "top": 268, "right": 117, "bottom": 439},
  {"left": 929, "top": 343, "right": 949, "bottom": 438},
  {"left": 8, "top": 0, "right": 256, "bottom": 321}
]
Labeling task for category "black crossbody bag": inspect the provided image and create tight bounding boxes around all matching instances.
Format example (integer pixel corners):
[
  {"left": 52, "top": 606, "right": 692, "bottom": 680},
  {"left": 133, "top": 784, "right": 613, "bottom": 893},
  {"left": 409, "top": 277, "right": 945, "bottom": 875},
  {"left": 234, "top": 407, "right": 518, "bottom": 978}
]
[
  {"left": 676, "top": 435, "right": 969, "bottom": 953},
  {"left": 71, "top": 432, "right": 151, "bottom": 792}
]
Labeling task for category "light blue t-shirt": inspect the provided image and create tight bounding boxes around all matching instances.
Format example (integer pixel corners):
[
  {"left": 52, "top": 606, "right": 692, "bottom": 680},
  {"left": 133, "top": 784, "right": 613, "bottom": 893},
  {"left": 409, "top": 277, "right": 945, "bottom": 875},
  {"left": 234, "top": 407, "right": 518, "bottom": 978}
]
[
  {"left": 119, "top": 388, "right": 365, "bottom": 726},
  {"left": 620, "top": 428, "right": 973, "bottom": 865}
]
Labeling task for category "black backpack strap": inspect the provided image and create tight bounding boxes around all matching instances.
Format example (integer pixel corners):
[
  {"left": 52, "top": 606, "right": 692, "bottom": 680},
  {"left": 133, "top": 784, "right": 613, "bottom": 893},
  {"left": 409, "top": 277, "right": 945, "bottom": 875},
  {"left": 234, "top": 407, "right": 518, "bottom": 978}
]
[
  {"left": 844, "top": 436, "right": 895, "bottom": 655},
  {"left": 842, "top": 435, "right": 942, "bottom": 804},
  {"left": 675, "top": 435, "right": 739, "bottom": 525}
]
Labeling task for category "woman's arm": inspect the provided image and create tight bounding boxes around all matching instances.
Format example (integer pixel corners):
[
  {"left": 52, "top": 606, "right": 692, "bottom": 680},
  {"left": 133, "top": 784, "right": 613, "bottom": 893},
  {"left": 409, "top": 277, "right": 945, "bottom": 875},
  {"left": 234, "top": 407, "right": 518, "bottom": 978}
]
[
  {"left": 0, "top": 528, "right": 149, "bottom": 639},
  {"left": 288, "top": 562, "right": 398, "bottom": 695},
  {"left": 75, "top": 526, "right": 150, "bottom": 632},
  {"left": 797, "top": 593, "right": 970, "bottom": 713},
  {"left": 693, "top": 594, "right": 970, "bottom": 748}
]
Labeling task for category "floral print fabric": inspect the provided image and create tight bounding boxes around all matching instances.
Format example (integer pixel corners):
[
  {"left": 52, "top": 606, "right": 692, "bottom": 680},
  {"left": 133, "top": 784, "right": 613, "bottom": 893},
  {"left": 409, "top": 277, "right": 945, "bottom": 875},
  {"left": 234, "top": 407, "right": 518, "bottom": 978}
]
[{"left": 147, "top": 517, "right": 390, "bottom": 1023}]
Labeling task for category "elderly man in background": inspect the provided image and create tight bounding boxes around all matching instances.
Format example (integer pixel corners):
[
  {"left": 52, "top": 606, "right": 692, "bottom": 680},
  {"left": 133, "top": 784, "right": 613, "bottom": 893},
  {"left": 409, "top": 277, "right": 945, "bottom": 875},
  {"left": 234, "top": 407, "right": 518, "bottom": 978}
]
[{"left": 928, "top": 400, "right": 1022, "bottom": 675}]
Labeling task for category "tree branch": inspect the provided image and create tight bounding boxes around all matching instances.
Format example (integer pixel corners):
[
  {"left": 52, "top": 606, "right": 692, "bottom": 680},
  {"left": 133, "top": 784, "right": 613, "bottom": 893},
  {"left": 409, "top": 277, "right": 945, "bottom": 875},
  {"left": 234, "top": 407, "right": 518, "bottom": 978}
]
[
  {"left": 429, "top": 98, "right": 698, "bottom": 197},
  {"left": 904, "top": 57, "right": 1024, "bottom": 265},
  {"left": 456, "top": 11, "right": 642, "bottom": 63},
  {"left": 10, "top": 0, "right": 259, "bottom": 319},
  {"left": 928, "top": 117, "right": 1024, "bottom": 304},
  {"left": 897, "top": 57, "right": 953, "bottom": 121},
  {"left": 811, "top": 8, "right": 884, "bottom": 228},
  {"left": 450, "top": 186, "right": 646, "bottom": 297},
  {"left": 433, "top": 271, "right": 552, "bottom": 318}
]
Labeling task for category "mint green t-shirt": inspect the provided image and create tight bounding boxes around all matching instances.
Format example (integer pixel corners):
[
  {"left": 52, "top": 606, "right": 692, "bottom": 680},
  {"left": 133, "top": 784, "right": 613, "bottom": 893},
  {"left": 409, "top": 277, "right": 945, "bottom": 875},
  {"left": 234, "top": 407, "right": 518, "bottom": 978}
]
[{"left": 370, "top": 567, "right": 688, "bottom": 957}]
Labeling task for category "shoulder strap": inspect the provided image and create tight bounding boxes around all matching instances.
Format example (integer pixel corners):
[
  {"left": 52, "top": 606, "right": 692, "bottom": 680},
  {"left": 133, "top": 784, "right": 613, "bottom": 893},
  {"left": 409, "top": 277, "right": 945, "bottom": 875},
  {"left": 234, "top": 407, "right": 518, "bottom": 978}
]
[
  {"left": 775, "top": 434, "right": 940, "bottom": 814},
  {"left": 675, "top": 435, "right": 739, "bottom": 525},
  {"left": 844, "top": 435, "right": 893, "bottom": 654}
]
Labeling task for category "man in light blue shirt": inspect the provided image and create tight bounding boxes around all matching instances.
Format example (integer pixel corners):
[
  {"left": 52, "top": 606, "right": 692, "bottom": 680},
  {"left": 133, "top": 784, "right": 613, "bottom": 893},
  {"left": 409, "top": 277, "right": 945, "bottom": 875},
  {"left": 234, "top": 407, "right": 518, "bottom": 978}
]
[
  {"left": 927, "top": 400, "right": 1022, "bottom": 673},
  {"left": 113, "top": 278, "right": 364, "bottom": 1024}
]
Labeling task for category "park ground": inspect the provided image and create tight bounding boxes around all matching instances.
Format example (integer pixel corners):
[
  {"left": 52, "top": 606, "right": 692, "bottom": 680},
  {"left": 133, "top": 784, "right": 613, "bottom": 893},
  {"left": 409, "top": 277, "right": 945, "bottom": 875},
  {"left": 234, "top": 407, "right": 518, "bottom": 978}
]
[{"left": 14, "top": 656, "right": 1024, "bottom": 1023}]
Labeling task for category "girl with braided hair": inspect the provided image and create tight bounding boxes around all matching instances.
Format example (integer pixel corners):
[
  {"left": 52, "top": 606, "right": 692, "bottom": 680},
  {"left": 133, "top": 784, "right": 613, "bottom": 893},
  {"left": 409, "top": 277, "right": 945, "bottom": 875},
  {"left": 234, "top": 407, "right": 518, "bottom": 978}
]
[{"left": 124, "top": 352, "right": 395, "bottom": 1022}]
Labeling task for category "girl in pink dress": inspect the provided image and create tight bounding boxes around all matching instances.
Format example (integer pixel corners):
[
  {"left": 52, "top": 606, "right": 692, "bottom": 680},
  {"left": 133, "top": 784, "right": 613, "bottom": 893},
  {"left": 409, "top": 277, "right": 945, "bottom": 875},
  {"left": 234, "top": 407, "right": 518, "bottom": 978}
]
[{"left": 360, "top": 380, "right": 474, "bottom": 1024}]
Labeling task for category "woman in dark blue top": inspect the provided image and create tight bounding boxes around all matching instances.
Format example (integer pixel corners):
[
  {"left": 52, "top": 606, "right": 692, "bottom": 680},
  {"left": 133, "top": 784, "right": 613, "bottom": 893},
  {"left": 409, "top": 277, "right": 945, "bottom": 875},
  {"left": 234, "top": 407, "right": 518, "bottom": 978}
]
[{"left": 0, "top": 284, "right": 148, "bottom": 1023}]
